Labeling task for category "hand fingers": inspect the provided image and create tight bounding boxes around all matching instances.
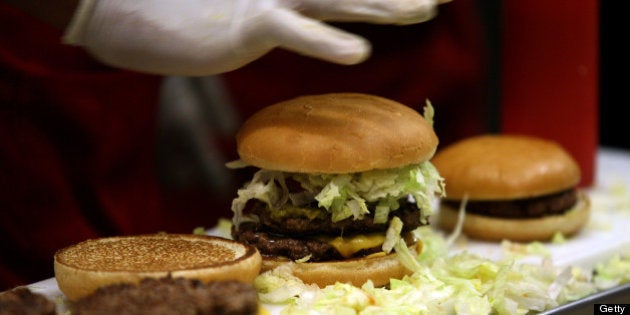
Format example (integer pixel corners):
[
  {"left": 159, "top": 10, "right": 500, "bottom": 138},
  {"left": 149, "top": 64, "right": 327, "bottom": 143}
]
[
  {"left": 252, "top": 8, "right": 371, "bottom": 65},
  {"left": 282, "top": 0, "right": 440, "bottom": 25}
]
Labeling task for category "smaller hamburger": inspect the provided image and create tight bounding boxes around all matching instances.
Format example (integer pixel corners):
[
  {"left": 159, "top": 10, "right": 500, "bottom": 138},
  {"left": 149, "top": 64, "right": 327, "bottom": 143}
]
[{"left": 432, "top": 134, "right": 590, "bottom": 242}]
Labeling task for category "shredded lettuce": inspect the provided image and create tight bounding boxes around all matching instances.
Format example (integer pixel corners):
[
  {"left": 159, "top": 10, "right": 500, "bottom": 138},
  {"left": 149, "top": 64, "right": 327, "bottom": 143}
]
[
  {"left": 423, "top": 99, "right": 435, "bottom": 126},
  {"left": 382, "top": 217, "right": 403, "bottom": 254},
  {"left": 231, "top": 161, "right": 445, "bottom": 228},
  {"left": 593, "top": 253, "right": 630, "bottom": 290},
  {"left": 255, "top": 264, "right": 318, "bottom": 305}
]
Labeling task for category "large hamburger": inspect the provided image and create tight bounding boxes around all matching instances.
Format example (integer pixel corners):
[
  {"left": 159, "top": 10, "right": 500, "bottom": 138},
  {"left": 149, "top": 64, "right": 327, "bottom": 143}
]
[
  {"left": 432, "top": 134, "right": 590, "bottom": 242},
  {"left": 228, "top": 93, "right": 445, "bottom": 287}
]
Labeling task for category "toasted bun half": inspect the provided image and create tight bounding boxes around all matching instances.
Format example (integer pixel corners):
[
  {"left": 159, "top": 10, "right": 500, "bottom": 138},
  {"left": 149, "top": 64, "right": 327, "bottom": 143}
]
[
  {"left": 261, "top": 245, "right": 420, "bottom": 288},
  {"left": 436, "top": 191, "right": 590, "bottom": 242},
  {"left": 54, "top": 234, "right": 262, "bottom": 301},
  {"left": 236, "top": 93, "right": 438, "bottom": 173},
  {"left": 432, "top": 134, "right": 581, "bottom": 200}
]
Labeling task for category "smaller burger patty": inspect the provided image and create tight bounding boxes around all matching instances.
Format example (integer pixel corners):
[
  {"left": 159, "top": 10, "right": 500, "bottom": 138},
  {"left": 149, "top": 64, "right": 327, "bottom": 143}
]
[
  {"left": 233, "top": 201, "right": 425, "bottom": 261},
  {"left": 0, "top": 287, "right": 55, "bottom": 315},
  {"left": 71, "top": 277, "right": 258, "bottom": 315},
  {"left": 442, "top": 188, "right": 578, "bottom": 219}
]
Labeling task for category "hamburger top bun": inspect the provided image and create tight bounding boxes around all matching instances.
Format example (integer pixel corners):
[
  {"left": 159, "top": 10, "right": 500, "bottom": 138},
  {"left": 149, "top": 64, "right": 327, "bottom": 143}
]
[
  {"left": 236, "top": 93, "right": 438, "bottom": 173},
  {"left": 54, "top": 234, "right": 262, "bottom": 301},
  {"left": 432, "top": 134, "right": 581, "bottom": 200}
]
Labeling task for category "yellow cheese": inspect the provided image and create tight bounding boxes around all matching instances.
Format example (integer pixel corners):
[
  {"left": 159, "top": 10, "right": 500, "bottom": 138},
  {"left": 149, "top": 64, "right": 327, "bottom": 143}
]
[{"left": 321, "top": 233, "right": 385, "bottom": 258}]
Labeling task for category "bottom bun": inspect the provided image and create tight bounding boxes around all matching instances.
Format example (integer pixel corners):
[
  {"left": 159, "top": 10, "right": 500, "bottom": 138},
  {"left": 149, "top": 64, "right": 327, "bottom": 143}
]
[
  {"left": 437, "top": 191, "right": 590, "bottom": 242},
  {"left": 261, "top": 245, "right": 420, "bottom": 288},
  {"left": 54, "top": 233, "right": 262, "bottom": 301}
]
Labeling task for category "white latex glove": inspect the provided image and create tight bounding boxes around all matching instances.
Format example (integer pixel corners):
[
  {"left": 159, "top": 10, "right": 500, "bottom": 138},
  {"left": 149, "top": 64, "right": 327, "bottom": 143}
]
[{"left": 64, "top": 0, "right": 443, "bottom": 76}]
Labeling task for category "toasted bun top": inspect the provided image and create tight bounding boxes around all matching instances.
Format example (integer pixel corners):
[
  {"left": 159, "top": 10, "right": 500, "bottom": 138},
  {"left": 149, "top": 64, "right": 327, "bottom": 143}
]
[
  {"left": 236, "top": 93, "right": 438, "bottom": 173},
  {"left": 54, "top": 234, "right": 262, "bottom": 300},
  {"left": 432, "top": 134, "right": 581, "bottom": 200}
]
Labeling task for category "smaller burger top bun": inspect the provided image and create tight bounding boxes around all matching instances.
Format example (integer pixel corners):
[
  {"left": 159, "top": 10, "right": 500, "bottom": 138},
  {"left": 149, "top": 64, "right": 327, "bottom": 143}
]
[
  {"left": 236, "top": 93, "right": 438, "bottom": 173},
  {"left": 433, "top": 134, "right": 581, "bottom": 200},
  {"left": 54, "top": 234, "right": 261, "bottom": 301}
]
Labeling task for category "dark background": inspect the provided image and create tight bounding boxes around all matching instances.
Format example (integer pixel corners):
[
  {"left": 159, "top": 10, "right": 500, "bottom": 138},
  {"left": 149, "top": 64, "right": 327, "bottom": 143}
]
[{"left": 599, "top": 1, "right": 626, "bottom": 149}]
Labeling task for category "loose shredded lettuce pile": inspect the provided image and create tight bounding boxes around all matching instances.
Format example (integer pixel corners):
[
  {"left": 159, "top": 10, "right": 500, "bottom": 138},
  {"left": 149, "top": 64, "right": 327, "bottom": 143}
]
[{"left": 253, "top": 225, "right": 630, "bottom": 315}]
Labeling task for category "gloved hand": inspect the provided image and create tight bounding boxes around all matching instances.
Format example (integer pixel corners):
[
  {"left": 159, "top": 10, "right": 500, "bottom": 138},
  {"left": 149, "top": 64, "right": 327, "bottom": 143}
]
[{"left": 64, "top": 0, "right": 443, "bottom": 76}]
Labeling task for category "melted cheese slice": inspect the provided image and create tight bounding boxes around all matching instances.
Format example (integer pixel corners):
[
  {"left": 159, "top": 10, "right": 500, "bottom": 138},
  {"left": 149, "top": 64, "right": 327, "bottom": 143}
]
[{"left": 320, "top": 233, "right": 385, "bottom": 258}]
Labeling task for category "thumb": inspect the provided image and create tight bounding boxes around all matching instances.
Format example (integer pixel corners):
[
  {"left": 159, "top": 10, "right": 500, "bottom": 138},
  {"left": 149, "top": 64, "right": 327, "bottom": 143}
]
[{"left": 254, "top": 8, "right": 372, "bottom": 65}]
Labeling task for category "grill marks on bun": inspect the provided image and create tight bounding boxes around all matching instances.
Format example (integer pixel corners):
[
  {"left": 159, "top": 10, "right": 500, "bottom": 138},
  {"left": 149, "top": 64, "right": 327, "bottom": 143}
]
[
  {"left": 432, "top": 134, "right": 590, "bottom": 241},
  {"left": 54, "top": 234, "right": 262, "bottom": 301}
]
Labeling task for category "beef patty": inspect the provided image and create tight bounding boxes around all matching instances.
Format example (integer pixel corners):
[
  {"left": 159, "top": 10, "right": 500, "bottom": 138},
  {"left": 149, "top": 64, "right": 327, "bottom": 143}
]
[
  {"left": 441, "top": 188, "right": 578, "bottom": 218},
  {"left": 71, "top": 277, "right": 258, "bottom": 315},
  {"left": 232, "top": 200, "right": 425, "bottom": 261},
  {"left": 247, "top": 199, "right": 423, "bottom": 235}
]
